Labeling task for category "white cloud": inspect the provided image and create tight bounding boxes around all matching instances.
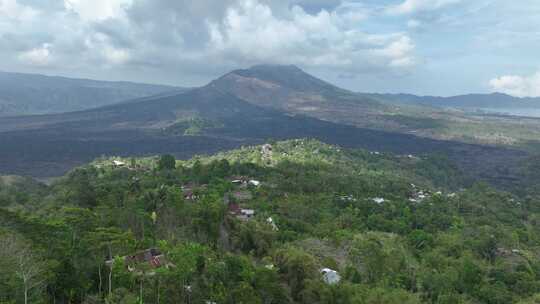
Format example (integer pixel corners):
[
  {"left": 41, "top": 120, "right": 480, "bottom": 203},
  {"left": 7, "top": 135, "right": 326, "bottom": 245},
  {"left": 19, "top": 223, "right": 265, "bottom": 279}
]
[
  {"left": 84, "top": 33, "right": 131, "bottom": 65},
  {"left": 18, "top": 43, "right": 52, "bottom": 66},
  {"left": 388, "top": 0, "right": 462, "bottom": 15},
  {"left": 103, "top": 47, "right": 131, "bottom": 65},
  {"left": 489, "top": 72, "right": 540, "bottom": 97},
  {"left": 0, "top": 0, "right": 38, "bottom": 21},
  {"left": 207, "top": 0, "right": 415, "bottom": 70},
  {"left": 64, "top": 0, "right": 132, "bottom": 21},
  {"left": 371, "top": 36, "right": 415, "bottom": 67},
  {"left": 0, "top": 0, "right": 419, "bottom": 86}
]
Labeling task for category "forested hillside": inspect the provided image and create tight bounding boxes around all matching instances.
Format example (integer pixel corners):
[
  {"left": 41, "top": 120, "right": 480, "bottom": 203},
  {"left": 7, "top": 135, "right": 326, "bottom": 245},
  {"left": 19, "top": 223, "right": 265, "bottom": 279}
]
[{"left": 2, "top": 139, "right": 540, "bottom": 303}]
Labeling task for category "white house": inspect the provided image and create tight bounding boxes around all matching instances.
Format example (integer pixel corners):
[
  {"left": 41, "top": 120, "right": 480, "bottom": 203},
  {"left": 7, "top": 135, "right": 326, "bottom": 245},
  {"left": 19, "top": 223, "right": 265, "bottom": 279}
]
[
  {"left": 320, "top": 268, "right": 341, "bottom": 285},
  {"left": 372, "top": 197, "right": 385, "bottom": 204},
  {"left": 236, "top": 209, "right": 255, "bottom": 220},
  {"left": 249, "top": 180, "right": 261, "bottom": 187},
  {"left": 113, "top": 160, "right": 126, "bottom": 167},
  {"left": 267, "top": 217, "right": 279, "bottom": 231},
  {"left": 241, "top": 209, "right": 255, "bottom": 217}
]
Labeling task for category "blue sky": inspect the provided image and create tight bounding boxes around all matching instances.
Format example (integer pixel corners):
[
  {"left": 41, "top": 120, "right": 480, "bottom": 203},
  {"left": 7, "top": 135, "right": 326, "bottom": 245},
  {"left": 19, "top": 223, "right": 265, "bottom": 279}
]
[{"left": 1, "top": 0, "right": 539, "bottom": 96}]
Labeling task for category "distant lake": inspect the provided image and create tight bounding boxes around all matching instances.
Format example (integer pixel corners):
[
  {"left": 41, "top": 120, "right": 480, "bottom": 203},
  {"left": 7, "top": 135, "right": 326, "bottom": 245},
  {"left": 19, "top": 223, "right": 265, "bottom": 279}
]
[{"left": 477, "top": 108, "right": 540, "bottom": 118}]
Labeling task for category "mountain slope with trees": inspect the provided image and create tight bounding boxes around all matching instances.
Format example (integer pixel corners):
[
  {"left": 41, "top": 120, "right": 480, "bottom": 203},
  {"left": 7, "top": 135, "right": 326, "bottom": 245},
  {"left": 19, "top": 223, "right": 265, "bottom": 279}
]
[{"left": 1, "top": 139, "right": 540, "bottom": 303}]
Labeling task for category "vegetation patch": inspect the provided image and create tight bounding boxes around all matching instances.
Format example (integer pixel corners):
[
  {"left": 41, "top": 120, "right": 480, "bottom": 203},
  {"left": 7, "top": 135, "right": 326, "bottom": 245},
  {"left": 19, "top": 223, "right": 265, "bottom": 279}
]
[
  {"left": 164, "top": 117, "right": 224, "bottom": 136},
  {"left": 384, "top": 114, "right": 446, "bottom": 130}
]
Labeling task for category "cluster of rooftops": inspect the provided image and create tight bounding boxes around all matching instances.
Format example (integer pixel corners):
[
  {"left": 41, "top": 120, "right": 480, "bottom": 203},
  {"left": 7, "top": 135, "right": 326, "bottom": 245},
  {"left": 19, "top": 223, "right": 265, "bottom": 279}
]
[
  {"left": 105, "top": 145, "right": 349, "bottom": 286},
  {"left": 107, "top": 248, "right": 341, "bottom": 285},
  {"left": 181, "top": 175, "right": 262, "bottom": 221},
  {"left": 338, "top": 183, "right": 458, "bottom": 206}
]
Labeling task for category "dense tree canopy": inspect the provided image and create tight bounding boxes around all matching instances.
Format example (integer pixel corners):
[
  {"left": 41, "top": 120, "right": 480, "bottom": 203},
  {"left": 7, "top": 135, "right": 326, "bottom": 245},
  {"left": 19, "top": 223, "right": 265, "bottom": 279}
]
[{"left": 1, "top": 139, "right": 540, "bottom": 303}]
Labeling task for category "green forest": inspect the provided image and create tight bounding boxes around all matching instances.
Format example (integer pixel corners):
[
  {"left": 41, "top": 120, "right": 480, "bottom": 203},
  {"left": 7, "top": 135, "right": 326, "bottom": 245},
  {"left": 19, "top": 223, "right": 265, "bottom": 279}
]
[{"left": 2, "top": 139, "right": 540, "bottom": 304}]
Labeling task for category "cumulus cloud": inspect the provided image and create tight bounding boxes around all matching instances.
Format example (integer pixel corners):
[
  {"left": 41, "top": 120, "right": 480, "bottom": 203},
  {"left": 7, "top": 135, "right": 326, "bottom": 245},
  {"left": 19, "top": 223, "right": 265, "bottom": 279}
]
[
  {"left": 371, "top": 36, "right": 415, "bottom": 67},
  {"left": 18, "top": 43, "right": 52, "bottom": 66},
  {"left": 84, "top": 33, "right": 131, "bottom": 65},
  {"left": 205, "top": 0, "right": 414, "bottom": 70},
  {"left": 0, "top": 0, "right": 418, "bottom": 85},
  {"left": 0, "top": 0, "right": 38, "bottom": 21},
  {"left": 387, "top": 0, "right": 462, "bottom": 15},
  {"left": 489, "top": 72, "right": 540, "bottom": 98},
  {"left": 64, "top": 0, "right": 132, "bottom": 21}
]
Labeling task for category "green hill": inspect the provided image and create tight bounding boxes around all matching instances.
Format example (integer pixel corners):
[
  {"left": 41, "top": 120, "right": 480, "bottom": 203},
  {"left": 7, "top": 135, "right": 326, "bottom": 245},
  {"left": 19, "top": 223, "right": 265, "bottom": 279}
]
[{"left": 1, "top": 140, "right": 539, "bottom": 303}]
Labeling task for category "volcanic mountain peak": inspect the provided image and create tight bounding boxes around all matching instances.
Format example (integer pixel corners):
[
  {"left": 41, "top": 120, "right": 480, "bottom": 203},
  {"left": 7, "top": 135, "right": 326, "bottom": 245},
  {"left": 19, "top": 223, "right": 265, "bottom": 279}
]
[
  {"left": 212, "top": 64, "right": 348, "bottom": 94},
  {"left": 208, "top": 64, "right": 386, "bottom": 119}
]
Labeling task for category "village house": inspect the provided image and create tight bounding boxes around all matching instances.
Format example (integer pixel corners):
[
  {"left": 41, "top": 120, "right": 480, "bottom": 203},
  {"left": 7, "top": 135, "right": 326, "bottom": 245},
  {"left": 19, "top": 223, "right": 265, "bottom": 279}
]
[
  {"left": 372, "top": 197, "right": 386, "bottom": 204},
  {"left": 238, "top": 209, "right": 255, "bottom": 220},
  {"left": 232, "top": 190, "right": 253, "bottom": 201},
  {"left": 496, "top": 247, "right": 523, "bottom": 257},
  {"left": 112, "top": 160, "right": 126, "bottom": 167},
  {"left": 261, "top": 143, "right": 273, "bottom": 164},
  {"left": 181, "top": 183, "right": 207, "bottom": 201},
  {"left": 267, "top": 217, "right": 279, "bottom": 231},
  {"left": 183, "top": 189, "right": 198, "bottom": 201},
  {"left": 106, "top": 248, "right": 172, "bottom": 275},
  {"left": 261, "top": 143, "right": 273, "bottom": 157},
  {"left": 227, "top": 202, "right": 255, "bottom": 220},
  {"left": 339, "top": 194, "right": 357, "bottom": 202},
  {"left": 249, "top": 179, "right": 261, "bottom": 187},
  {"left": 229, "top": 176, "right": 249, "bottom": 184},
  {"left": 228, "top": 202, "right": 241, "bottom": 215},
  {"left": 229, "top": 176, "right": 262, "bottom": 188},
  {"left": 320, "top": 268, "right": 341, "bottom": 285},
  {"left": 408, "top": 184, "right": 435, "bottom": 203}
]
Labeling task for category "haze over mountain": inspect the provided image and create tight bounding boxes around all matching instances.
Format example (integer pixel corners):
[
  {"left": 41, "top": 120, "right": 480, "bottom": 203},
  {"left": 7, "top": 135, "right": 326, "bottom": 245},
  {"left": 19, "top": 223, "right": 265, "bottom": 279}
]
[{"left": 0, "top": 71, "right": 182, "bottom": 117}]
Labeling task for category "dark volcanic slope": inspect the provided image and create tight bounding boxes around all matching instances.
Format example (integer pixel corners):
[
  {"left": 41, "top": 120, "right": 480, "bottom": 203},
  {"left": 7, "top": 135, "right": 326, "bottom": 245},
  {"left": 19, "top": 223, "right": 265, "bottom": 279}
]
[
  {"left": 0, "top": 71, "right": 182, "bottom": 116},
  {"left": 0, "top": 83, "right": 529, "bottom": 190},
  {"left": 209, "top": 65, "right": 388, "bottom": 119}
]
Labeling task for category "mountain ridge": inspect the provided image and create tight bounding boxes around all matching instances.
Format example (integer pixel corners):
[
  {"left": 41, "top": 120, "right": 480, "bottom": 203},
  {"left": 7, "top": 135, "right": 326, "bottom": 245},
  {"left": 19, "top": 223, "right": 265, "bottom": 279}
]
[
  {"left": 0, "top": 64, "right": 534, "bottom": 189},
  {"left": 364, "top": 91, "right": 540, "bottom": 109},
  {"left": 0, "top": 70, "right": 184, "bottom": 117}
]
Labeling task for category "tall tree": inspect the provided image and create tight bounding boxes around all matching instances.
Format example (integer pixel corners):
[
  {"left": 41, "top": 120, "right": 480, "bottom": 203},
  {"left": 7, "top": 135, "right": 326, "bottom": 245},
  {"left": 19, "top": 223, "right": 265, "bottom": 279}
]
[
  {"left": 0, "top": 234, "right": 48, "bottom": 304},
  {"left": 158, "top": 155, "right": 176, "bottom": 171}
]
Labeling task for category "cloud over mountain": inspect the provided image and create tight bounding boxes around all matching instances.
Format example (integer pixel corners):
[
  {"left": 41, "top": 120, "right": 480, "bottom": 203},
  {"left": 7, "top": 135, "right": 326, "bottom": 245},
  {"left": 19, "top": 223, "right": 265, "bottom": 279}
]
[
  {"left": 1, "top": 0, "right": 540, "bottom": 96},
  {"left": 490, "top": 72, "right": 540, "bottom": 98},
  {"left": 1, "top": 0, "right": 415, "bottom": 82}
]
